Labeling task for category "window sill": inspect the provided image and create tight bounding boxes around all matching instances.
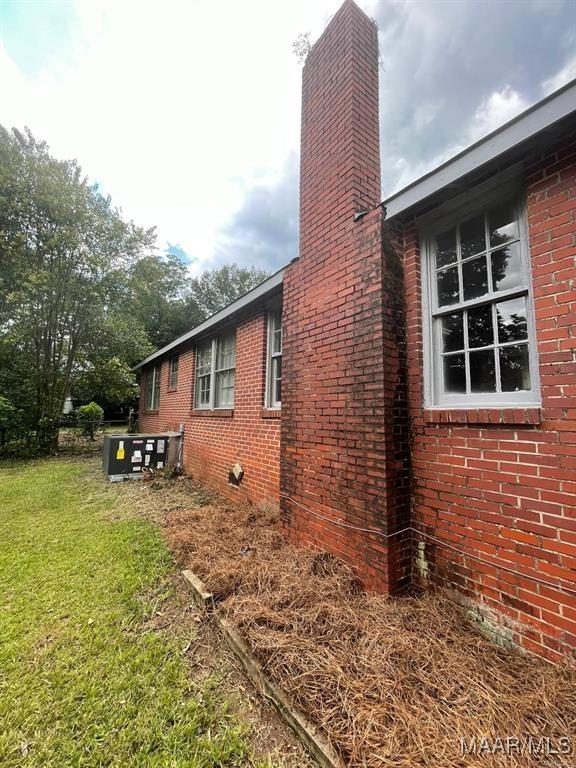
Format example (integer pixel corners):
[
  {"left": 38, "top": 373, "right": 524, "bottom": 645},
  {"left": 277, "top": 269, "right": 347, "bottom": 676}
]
[
  {"left": 144, "top": 409, "right": 159, "bottom": 415},
  {"left": 261, "top": 408, "right": 281, "bottom": 419},
  {"left": 167, "top": 387, "right": 178, "bottom": 393},
  {"left": 423, "top": 407, "right": 541, "bottom": 426},
  {"left": 191, "top": 409, "right": 234, "bottom": 418}
]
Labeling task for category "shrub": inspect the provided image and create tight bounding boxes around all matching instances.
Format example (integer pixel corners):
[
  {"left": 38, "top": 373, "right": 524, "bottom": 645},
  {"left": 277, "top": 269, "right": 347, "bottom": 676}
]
[
  {"left": 75, "top": 402, "right": 104, "bottom": 440},
  {"left": 0, "top": 396, "right": 18, "bottom": 445}
]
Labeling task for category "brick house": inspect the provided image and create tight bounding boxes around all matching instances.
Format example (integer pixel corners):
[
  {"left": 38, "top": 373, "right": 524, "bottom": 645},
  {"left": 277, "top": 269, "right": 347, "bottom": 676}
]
[{"left": 136, "top": 0, "right": 576, "bottom": 661}]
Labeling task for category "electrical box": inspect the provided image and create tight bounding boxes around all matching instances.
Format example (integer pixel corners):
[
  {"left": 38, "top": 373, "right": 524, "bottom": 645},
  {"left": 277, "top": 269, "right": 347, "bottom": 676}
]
[{"left": 102, "top": 432, "right": 181, "bottom": 481}]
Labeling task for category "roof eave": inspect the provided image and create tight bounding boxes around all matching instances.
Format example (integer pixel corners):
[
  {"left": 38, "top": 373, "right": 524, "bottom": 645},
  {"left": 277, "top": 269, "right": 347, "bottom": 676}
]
[
  {"left": 133, "top": 267, "right": 285, "bottom": 370},
  {"left": 383, "top": 79, "right": 576, "bottom": 221}
]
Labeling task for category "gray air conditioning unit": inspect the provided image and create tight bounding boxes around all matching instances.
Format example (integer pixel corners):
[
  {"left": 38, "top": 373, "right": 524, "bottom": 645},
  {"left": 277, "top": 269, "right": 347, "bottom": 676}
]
[{"left": 102, "top": 432, "right": 182, "bottom": 481}]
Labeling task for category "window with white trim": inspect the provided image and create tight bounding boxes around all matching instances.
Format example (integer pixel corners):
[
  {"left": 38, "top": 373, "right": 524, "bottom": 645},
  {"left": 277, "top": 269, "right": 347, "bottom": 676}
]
[
  {"left": 424, "top": 194, "right": 539, "bottom": 407},
  {"left": 194, "top": 332, "right": 236, "bottom": 409},
  {"left": 169, "top": 356, "right": 179, "bottom": 389},
  {"left": 144, "top": 365, "right": 160, "bottom": 410},
  {"left": 266, "top": 308, "right": 282, "bottom": 408}
]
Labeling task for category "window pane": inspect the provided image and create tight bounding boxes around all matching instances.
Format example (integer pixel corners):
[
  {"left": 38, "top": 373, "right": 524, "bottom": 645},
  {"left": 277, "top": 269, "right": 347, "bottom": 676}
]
[
  {"left": 443, "top": 354, "right": 466, "bottom": 393},
  {"left": 198, "top": 374, "right": 211, "bottom": 406},
  {"left": 273, "top": 328, "right": 282, "bottom": 355},
  {"left": 467, "top": 304, "right": 493, "bottom": 348},
  {"left": 462, "top": 255, "right": 488, "bottom": 301},
  {"left": 216, "top": 334, "right": 235, "bottom": 370},
  {"left": 436, "top": 229, "right": 457, "bottom": 268},
  {"left": 273, "top": 357, "right": 282, "bottom": 404},
  {"left": 441, "top": 313, "right": 464, "bottom": 352},
  {"left": 500, "top": 344, "right": 531, "bottom": 392},
  {"left": 437, "top": 265, "right": 459, "bottom": 306},
  {"left": 460, "top": 214, "right": 486, "bottom": 259},
  {"left": 153, "top": 373, "right": 160, "bottom": 410},
  {"left": 488, "top": 201, "right": 518, "bottom": 248},
  {"left": 470, "top": 349, "right": 496, "bottom": 392},
  {"left": 145, "top": 371, "right": 153, "bottom": 409},
  {"left": 215, "top": 370, "right": 235, "bottom": 407},
  {"left": 170, "top": 357, "right": 179, "bottom": 388},
  {"left": 197, "top": 344, "right": 212, "bottom": 375},
  {"left": 491, "top": 242, "right": 522, "bottom": 292},
  {"left": 497, "top": 296, "right": 528, "bottom": 343}
]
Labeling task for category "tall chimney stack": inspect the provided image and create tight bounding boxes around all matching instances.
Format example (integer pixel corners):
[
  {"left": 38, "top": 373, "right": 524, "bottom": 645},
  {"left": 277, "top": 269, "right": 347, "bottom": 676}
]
[{"left": 281, "top": 0, "right": 411, "bottom": 592}]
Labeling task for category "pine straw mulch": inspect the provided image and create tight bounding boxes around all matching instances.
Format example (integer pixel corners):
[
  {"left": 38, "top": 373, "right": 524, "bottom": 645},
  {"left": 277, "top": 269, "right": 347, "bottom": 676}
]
[{"left": 161, "top": 494, "right": 576, "bottom": 768}]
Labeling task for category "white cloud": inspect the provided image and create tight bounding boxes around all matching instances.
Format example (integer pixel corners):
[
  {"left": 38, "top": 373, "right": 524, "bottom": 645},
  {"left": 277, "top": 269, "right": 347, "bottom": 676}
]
[
  {"left": 542, "top": 55, "right": 576, "bottom": 95},
  {"left": 1, "top": 0, "right": 573, "bottom": 272},
  {"left": 386, "top": 86, "right": 530, "bottom": 195},
  {"left": 470, "top": 87, "right": 530, "bottom": 141},
  {"left": 0, "top": 0, "right": 349, "bottom": 271}
]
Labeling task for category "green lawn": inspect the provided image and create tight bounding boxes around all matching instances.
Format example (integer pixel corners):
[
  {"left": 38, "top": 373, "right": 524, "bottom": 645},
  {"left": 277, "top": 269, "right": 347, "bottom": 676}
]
[{"left": 0, "top": 458, "right": 249, "bottom": 767}]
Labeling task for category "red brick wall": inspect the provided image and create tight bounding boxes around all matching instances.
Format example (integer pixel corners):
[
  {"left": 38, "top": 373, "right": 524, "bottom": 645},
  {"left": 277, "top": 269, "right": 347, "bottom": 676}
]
[
  {"left": 137, "top": 0, "right": 575, "bottom": 663},
  {"left": 405, "top": 128, "right": 576, "bottom": 662},
  {"left": 280, "top": 0, "right": 411, "bottom": 591},
  {"left": 139, "top": 304, "right": 281, "bottom": 506}
]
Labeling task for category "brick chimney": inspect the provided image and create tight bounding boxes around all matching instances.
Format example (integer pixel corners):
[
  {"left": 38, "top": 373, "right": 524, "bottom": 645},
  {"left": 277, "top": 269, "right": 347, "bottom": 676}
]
[
  {"left": 280, "top": 0, "right": 411, "bottom": 592},
  {"left": 299, "top": 0, "right": 381, "bottom": 240}
]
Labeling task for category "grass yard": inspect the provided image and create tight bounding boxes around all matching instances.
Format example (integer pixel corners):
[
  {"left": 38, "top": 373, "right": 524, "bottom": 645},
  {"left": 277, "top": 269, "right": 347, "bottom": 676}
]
[{"left": 0, "top": 457, "right": 251, "bottom": 767}]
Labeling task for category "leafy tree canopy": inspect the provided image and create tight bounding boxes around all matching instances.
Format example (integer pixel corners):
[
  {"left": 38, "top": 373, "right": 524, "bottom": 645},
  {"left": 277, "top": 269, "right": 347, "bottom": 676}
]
[
  {"left": 0, "top": 125, "right": 271, "bottom": 452},
  {"left": 0, "top": 126, "right": 154, "bottom": 449},
  {"left": 186, "top": 264, "right": 270, "bottom": 320}
]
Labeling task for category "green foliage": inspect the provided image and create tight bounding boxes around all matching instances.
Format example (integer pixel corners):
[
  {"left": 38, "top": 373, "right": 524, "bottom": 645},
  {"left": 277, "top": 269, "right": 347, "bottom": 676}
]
[
  {"left": 292, "top": 32, "right": 312, "bottom": 63},
  {"left": 76, "top": 401, "right": 104, "bottom": 440},
  {"left": 0, "top": 126, "right": 154, "bottom": 450},
  {"left": 0, "top": 125, "right": 272, "bottom": 452},
  {"left": 0, "top": 394, "right": 16, "bottom": 428},
  {"left": 74, "top": 356, "right": 139, "bottom": 407},
  {"left": 124, "top": 254, "right": 192, "bottom": 348},
  {"left": 186, "top": 264, "right": 270, "bottom": 320},
  {"left": 0, "top": 394, "right": 22, "bottom": 447},
  {"left": 0, "top": 458, "right": 250, "bottom": 767}
]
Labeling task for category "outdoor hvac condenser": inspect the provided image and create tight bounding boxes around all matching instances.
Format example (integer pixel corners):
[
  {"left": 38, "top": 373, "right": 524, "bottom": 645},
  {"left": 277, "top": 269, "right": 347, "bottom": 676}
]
[{"left": 102, "top": 432, "right": 181, "bottom": 481}]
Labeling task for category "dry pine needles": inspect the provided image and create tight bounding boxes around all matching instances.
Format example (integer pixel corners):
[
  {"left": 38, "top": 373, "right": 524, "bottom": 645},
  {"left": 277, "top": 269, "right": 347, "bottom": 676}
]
[{"left": 161, "top": 490, "right": 575, "bottom": 768}]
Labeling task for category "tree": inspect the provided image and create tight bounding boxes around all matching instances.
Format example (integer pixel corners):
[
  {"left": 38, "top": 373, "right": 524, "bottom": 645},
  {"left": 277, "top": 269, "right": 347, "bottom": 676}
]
[
  {"left": 0, "top": 395, "right": 18, "bottom": 445},
  {"left": 0, "top": 126, "right": 155, "bottom": 452},
  {"left": 186, "top": 264, "right": 270, "bottom": 320},
  {"left": 0, "top": 125, "right": 273, "bottom": 453},
  {"left": 123, "top": 253, "right": 191, "bottom": 348},
  {"left": 73, "top": 356, "right": 139, "bottom": 407}
]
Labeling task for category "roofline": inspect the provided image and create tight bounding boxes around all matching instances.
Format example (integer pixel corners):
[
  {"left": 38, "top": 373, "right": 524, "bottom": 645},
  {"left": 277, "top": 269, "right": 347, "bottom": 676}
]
[
  {"left": 383, "top": 78, "right": 576, "bottom": 220},
  {"left": 133, "top": 267, "right": 285, "bottom": 370}
]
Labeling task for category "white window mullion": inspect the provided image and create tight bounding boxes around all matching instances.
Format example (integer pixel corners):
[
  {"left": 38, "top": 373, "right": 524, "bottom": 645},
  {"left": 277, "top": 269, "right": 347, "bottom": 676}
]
[
  {"left": 491, "top": 302, "right": 502, "bottom": 394},
  {"left": 463, "top": 308, "right": 471, "bottom": 395}
]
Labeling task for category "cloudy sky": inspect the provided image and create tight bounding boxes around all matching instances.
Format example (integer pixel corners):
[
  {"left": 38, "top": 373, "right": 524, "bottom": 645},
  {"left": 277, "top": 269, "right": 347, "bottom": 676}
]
[{"left": 1, "top": 0, "right": 574, "bottom": 275}]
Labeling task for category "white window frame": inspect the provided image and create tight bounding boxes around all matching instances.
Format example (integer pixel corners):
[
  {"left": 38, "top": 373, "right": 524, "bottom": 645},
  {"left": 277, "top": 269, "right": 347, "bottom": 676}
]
[
  {"left": 265, "top": 307, "right": 282, "bottom": 409},
  {"left": 168, "top": 356, "right": 179, "bottom": 390},
  {"left": 421, "top": 185, "right": 540, "bottom": 409},
  {"left": 145, "top": 365, "right": 161, "bottom": 411},
  {"left": 194, "top": 332, "right": 236, "bottom": 410}
]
